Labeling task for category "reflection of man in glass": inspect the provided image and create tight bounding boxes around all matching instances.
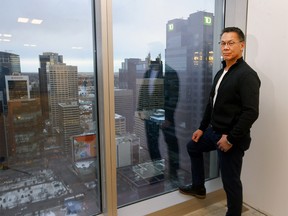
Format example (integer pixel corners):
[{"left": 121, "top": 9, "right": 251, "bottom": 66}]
[
  {"left": 162, "top": 64, "right": 180, "bottom": 180},
  {"left": 138, "top": 58, "right": 179, "bottom": 181}
]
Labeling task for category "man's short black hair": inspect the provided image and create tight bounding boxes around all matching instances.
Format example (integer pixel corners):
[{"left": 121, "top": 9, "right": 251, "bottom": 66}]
[{"left": 221, "top": 27, "right": 245, "bottom": 42}]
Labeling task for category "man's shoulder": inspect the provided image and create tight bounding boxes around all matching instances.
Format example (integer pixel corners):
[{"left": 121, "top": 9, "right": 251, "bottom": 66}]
[
  {"left": 236, "top": 60, "right": 257, "bottom": 75},
  {"left": 236, "top": 61, "right": 261, "bottom": 85}
]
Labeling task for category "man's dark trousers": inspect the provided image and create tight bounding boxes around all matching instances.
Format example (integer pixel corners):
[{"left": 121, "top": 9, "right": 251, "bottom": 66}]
[
  {"left": 145, "top": 119, "right": 179, "bottom": 175},
  {"left": 186, "top": 126, "right": 245, "bottom": 216}
]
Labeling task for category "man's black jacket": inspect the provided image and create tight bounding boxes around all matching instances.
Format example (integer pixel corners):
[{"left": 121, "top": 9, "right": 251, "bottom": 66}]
[{"left": 199, "top": 57, "right": 261, "bottom": 150}]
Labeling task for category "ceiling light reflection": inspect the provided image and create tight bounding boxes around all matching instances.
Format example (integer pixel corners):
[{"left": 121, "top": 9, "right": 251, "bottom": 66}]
[
  {"left": 24, "top": 44, "right": 37, "bottom": 47},
  {"left": 31, "top": 19, "right": 43, "bottom": 25},
  {"left": 18, "top": 17, "right": 29, "bottom": 23}
]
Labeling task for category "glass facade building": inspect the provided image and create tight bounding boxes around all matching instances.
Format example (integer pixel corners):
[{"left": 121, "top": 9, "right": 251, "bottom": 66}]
[{"left": 0, "top": 52, "right": 21, "bottom": 109}]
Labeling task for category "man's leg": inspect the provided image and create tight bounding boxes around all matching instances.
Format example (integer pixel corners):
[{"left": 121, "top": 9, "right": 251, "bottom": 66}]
[
  {"left": 188, "top": 127, "right": 219, "bottom": 186},
  {"left": 179, "top": 127, "right": 220, "bottom": 198},
  {"left": 162, "top": 123, "right": 179, "bottom": 179},
  {"left": 218, "top": 147, "right": 244, "bottom": 216},
  {"left": 145, "top": 120, "right": 161, "bottom": 161}
]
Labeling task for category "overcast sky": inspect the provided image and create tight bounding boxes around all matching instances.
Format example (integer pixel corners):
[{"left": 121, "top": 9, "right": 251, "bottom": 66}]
[
  {"left": 113, "top": 0, "right": 214, "bottom": 71},
  {"left": 0, "top": 0, "right": 214, "bottom": 72}
]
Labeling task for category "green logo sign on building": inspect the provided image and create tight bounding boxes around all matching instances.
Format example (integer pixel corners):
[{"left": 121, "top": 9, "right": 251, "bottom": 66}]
[
  {"left": 168, "top": 23, "right": 174, "bottom": 31},
  {"left": 204, "top": 16, "right": 212, "bottom": 25}
]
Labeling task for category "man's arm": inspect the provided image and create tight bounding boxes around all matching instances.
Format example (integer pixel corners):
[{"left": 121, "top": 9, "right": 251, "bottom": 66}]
[{"left": 227, "top": 72, "right": 260, "bottom": 144}]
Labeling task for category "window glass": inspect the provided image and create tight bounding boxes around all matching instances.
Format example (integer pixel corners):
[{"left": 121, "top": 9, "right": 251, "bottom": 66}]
[
  {"left": 0, "top": 0, "right": 101, "bottom": 215},
  {"left": 113, "top": 0, "right": 219, "bottom": 207}
]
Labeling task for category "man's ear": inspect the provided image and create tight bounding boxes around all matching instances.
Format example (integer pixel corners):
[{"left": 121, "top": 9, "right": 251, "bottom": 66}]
[{"left": 241, "top": 42, "right": 245, "bottom": 51}]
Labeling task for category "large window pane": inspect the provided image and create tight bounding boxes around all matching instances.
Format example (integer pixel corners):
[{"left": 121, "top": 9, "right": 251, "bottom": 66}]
[
  {"left": 0, "top": 1, "right": 101, "bottom": 215},
  {"left": 113, "top": 0, "right": 220, "bottom": 207}
]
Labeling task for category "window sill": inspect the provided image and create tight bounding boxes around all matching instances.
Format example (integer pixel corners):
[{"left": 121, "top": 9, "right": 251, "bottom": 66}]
[{"left": 118, "top": 177, "right": 222, "bottom": 216}]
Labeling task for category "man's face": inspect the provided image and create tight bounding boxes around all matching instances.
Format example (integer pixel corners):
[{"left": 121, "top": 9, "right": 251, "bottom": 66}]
[{"left": 220, "top": 32, "right": 244, "bottom": 63}]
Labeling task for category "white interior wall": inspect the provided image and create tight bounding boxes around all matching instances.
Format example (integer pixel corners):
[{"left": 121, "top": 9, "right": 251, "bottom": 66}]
[{"left": 242, "top": 1, "right": 288, "bottom": 215}]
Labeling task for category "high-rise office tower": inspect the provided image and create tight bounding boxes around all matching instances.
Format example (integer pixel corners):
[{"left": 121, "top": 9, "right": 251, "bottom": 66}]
[
  {"left": 133, "top": 114, "right": 147, "bottom": 147},
  {"left": 118, "top": 58, "right": 148, "bottom": 113},
  {"left": 58, "top": 101, "right": 81, "bottom": 156},
  {"left": 117, "top": 58, "right": 149, "bottom": 135},
  {"left": 115, "top": 114, "right": 140, "bottom": 166},
  {"left": 4, "top": 75, "right": 33, "bottom": 163},
  {"left": 115, "top": 113, "right": 127, "bottom": 136},
  {"left": 0, "top": 51, "right": 21, "bottom": 109},
  {"left": 116, "top": 134, "right": 140, "bottom": 168},
  {"left": 5, "top": 75, "right": 30, "bottom": 101},
  {"left": 46, "top": 61, "right": 78, "bottom": 132},
  {"left": 38, "top": 52, "right": 63, "bottom": 120},
  {"left": 6, "top": 98, "right": 42, "bottom": 164},
  {"left": 165, "top": 11, "right": 214, "bottom": 139},
  {"left": 115, "top": 89, "right": 133, "bottom": 133},
  {"left": 119, "top": 58, "right": 147, "bottom": 89},
  {"left": 165, "top": 11, "right": 214, "bottom": 172}
]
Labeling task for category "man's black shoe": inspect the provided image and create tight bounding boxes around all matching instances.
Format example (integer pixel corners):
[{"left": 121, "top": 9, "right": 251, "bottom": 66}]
[{"left": 178, "top": 184, "right": 206, "bottom": 199}]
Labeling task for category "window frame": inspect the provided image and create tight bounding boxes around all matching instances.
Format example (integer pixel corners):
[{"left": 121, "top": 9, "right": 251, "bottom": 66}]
[{"left": 92, "top": 0, "right": 249, "bottom": 215}]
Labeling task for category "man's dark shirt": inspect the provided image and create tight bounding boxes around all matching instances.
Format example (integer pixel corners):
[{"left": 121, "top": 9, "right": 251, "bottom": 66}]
[{"left": 199, "top": 57, "right": 261, "bottom": 149}]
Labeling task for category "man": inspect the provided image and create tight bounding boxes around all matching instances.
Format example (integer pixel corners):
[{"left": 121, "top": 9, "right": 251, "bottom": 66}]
[
  {"left": 178, "top": 27, "right": 260, "bottom": 216},
  {"left": 138, "top": 58, "right": 180, "bottom": 182}
]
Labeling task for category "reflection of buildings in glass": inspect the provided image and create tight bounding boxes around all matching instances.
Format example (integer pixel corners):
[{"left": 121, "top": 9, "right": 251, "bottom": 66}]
[
  {"left": 137, "top": 58, "right": 164, "bottom": 115},
  {"left": 114, "top": 89, "right": 133, "bottom": 133},
  {"left": 46, "top": 61, "right": 78, "bottom": 133},
  {"left": 134, "top": 58, "right": 165, "bottom": 148},
  {"left": 39, "top": 52, "right": 63, "bottom": 120},
  {"left": 6, "top": 98, "right": 42, "bottom": 163},
  {"left": 135, "top": 57, "right": 164, "bottom": 149},
  {"left": 0, "top": 51, "right": 21, "bottom": 109},
  {"left": 165, "top": 11, "right": 214, "bottom": 172},
  {"left": 5, "top": 75, "right": 30, "bottom": 101},
  {"left": 58, "top": 101, "right": 82, "bottom": 156},
  {"left": 137, "top": 78, "right": 164, "bottom": 113},
  {"left": 137, "top": 56, "right": 164, "bottom": 113}
]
